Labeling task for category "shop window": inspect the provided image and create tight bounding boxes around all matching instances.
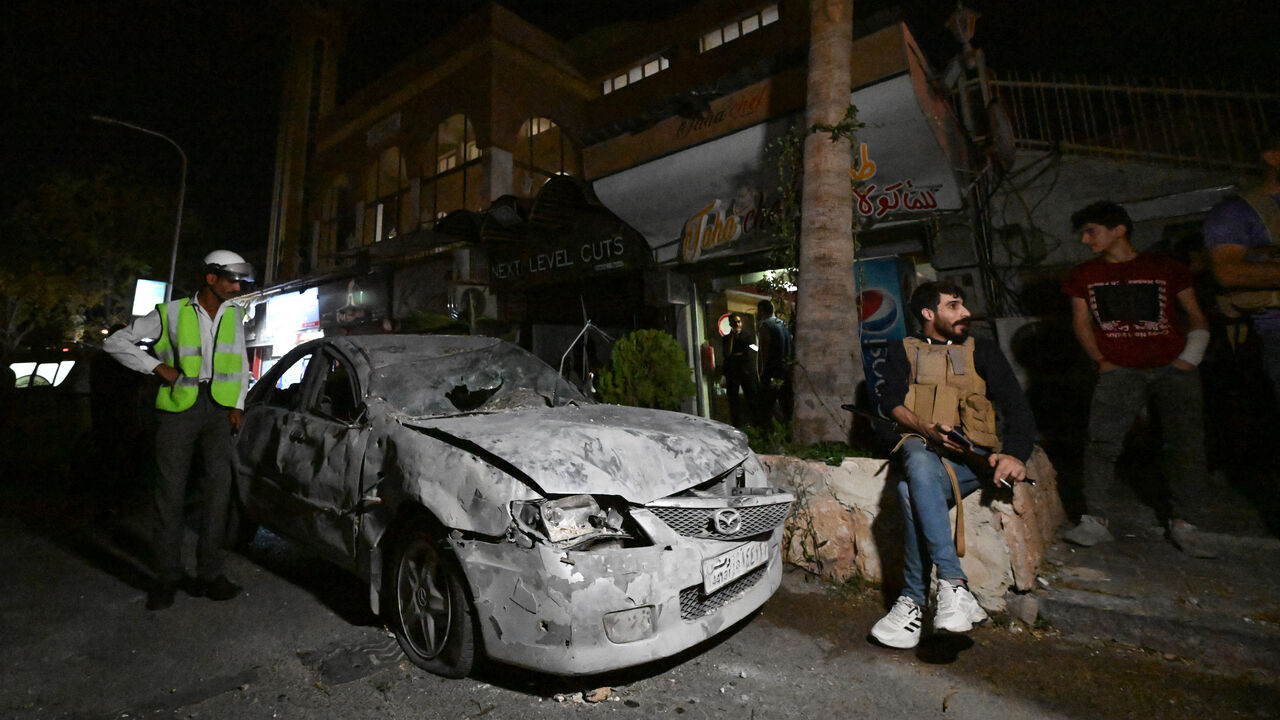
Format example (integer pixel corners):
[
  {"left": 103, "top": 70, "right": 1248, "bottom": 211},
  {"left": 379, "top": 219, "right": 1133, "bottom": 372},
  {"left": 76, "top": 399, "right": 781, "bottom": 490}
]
[
  {"left": 601, "top": 55, "right": 670, "bottom": 95},
  {"left": 699, "top": 4, "right": 778, "bottom": 53},
  {"left": 421, "top": 113, "right": 483, "bottom": 224},
  {"left": 514, "top": 117, "right": 583, "bottom": 198},
  {"left": 319, "top": 177, "right": 355, "bottom": 265},
  {"left": 361, "top": 147, "right": 410, "bottom": 245}
]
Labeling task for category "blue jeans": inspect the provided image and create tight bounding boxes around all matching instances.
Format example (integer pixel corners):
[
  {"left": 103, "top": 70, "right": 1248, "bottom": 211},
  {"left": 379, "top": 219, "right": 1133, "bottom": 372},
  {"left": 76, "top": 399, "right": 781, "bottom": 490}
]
[
  {"left": 895, "top": 437, "right": 981, "bottom": 606},
  {"left": 1082, "top": 364, "right": 1207, "bottom": 521}
]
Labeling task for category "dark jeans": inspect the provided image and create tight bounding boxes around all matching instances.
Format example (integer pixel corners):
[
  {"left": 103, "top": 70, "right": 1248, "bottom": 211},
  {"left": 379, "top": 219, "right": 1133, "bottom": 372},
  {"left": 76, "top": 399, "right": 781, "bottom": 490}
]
[
  {"left": 760, "top": 367, "right": 793, "bottom": 424},
  {"left": 1257, "top": 326, "right": 1280, "bottom": 406},
  {"left": 725, "top": 368, "right": 759, "bottom": 428},
  {"left": 153, "top": 386, "right": 234, "bottom": 582},
  {"left": 1082, "top": 364, "right": 1207, "bottom": 522}
]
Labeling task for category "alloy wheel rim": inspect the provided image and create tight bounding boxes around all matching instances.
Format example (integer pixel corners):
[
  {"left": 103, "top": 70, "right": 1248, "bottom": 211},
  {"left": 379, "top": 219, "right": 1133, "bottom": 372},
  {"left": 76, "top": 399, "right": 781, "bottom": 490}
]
[{"left": 397, "top": 539, "right": 453, "bottom": 659}]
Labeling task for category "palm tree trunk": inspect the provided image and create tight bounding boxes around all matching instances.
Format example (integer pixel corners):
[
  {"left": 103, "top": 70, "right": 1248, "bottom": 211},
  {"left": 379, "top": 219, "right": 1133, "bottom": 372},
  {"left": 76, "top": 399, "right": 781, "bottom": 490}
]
[{"left": 793, "top": 0, "right": 861, "bottom": 444}]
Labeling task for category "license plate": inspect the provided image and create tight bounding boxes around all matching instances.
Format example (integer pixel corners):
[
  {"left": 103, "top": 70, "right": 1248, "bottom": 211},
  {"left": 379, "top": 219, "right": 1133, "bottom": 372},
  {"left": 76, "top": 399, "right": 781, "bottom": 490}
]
[{"left": 702, "top": 541, "right": 769, "bottom": 594}]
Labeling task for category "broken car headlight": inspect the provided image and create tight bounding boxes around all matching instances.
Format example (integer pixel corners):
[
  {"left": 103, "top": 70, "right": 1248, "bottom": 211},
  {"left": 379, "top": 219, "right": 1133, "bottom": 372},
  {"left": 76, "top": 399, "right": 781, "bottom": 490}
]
[{"left": 511, "top": 494, "right": 634, "bottom": 550}]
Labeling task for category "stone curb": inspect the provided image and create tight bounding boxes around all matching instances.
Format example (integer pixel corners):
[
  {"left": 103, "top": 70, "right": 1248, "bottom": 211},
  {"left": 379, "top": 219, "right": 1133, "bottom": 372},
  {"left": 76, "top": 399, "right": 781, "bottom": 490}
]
[{"left": 1037, "top": 584, "right": 1280, "bottom": 674}]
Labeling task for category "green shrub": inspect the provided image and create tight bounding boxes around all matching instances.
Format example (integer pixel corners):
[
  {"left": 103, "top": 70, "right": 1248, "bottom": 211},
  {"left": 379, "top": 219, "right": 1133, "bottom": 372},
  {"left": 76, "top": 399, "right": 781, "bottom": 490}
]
[
  {"left": 597, "top": 329, "right": 696, "bottom": 410},
  {"left": 746, "top": 419, "right": 876, "bottom": 464}
]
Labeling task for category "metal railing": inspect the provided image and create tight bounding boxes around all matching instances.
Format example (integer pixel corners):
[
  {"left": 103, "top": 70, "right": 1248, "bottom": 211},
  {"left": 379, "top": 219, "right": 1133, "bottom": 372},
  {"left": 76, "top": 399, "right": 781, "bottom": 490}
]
[{"left": 988, "top": 72, "right": 1280, "bottom": 170}]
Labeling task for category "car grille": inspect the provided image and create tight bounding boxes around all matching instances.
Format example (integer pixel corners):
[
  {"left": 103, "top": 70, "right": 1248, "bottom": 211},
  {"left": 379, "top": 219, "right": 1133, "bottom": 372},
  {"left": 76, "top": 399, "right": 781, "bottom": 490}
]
[
  {"left": 679, "top": 566, "right": 767, "bottom": 621},
  {"left": 648, "top": 501, "right": 792, "bottom": 540}
]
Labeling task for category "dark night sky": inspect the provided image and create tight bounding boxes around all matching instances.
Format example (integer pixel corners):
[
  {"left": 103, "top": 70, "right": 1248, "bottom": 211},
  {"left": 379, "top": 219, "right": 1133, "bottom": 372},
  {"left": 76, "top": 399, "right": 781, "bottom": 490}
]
[{"left": 3, "top": 0, "right": 1273, "bottom": 272}]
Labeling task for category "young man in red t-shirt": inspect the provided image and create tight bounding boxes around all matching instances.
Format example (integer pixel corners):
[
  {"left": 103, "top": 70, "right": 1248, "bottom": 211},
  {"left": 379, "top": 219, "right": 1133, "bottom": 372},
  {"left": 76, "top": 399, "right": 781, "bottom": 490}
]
[{"left": 1062, "top": 201, "right": 1214, "bottom": 557}]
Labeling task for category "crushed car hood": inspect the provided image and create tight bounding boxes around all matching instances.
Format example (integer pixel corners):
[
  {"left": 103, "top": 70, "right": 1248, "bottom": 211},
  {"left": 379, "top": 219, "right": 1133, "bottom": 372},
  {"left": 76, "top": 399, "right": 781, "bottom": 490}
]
[{"left": 404, "top": 404, "right": 748, "bottom": 503}]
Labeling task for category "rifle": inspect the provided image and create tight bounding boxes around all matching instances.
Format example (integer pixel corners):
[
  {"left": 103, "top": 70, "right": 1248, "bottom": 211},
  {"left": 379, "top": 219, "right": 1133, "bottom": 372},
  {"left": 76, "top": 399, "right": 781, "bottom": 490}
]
[{"left": 840, "top": 403, "right": 1035, "bottom": 487}]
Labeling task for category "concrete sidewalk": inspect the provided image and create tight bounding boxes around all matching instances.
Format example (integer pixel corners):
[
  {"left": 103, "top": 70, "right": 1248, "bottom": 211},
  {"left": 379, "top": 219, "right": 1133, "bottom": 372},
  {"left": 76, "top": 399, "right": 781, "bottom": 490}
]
[{"left": 1033, "top": 481, "right": 1280, "bottom": 675}]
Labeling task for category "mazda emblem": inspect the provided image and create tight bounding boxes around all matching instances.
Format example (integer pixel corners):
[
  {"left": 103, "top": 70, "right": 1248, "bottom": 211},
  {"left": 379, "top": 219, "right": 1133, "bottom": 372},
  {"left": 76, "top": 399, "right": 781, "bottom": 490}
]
[{"left": 712, "top": 508, "right": 742, "bottom": 535}]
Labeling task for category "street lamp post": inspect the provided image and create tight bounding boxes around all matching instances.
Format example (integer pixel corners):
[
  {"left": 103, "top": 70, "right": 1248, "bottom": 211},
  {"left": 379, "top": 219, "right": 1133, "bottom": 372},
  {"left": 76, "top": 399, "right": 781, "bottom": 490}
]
[{"left": 91, "top": 115, "right": 187, "bottom": 302}]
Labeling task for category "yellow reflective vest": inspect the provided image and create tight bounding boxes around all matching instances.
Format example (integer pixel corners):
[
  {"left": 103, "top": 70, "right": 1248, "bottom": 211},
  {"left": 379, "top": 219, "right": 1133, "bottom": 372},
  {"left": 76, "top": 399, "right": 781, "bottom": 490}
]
[{"left": 152, "top": 297, "right": 244, "bottom": 412}]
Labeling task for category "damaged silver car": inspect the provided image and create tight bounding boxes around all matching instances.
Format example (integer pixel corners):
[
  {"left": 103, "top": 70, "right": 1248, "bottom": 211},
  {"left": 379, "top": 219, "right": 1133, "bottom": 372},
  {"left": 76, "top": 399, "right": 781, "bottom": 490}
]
[{"left": 234, "top": 334, "right": 793, "bottom": 677}]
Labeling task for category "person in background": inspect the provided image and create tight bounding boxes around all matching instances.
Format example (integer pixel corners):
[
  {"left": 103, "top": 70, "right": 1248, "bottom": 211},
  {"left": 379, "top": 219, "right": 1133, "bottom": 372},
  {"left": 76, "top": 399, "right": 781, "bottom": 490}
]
[
  {"left": 721, "top": 313, "right": 759, "bottom": 428},
  {"left": 1063, "top": 201, "right": 1214, "bottom": 557},
  {"left": 756, "top": 299, "right": 793, "bottom": 424},
  {"left": 1203, "top": 130, "right": 1280, "bottom": 399}
]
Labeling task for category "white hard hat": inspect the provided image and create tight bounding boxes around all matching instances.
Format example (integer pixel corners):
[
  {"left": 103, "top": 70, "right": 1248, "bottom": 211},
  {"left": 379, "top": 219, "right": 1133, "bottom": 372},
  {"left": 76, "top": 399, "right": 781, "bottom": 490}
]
[{"left": 202, "top": 250, "right": 255, "bottom": 283}]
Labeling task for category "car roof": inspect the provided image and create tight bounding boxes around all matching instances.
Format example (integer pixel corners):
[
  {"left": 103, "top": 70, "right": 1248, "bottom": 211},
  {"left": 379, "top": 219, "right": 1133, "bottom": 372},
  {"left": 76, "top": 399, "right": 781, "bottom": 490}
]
[{"left": 332, "top": 334, "right": 506, "bottom": 367}]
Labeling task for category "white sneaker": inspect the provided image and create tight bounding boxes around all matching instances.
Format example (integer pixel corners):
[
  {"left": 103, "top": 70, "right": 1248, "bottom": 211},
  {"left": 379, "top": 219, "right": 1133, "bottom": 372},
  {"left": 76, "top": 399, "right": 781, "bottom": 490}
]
[
  {"left": 933, "top": 579, "right": 988, "bottom": 633},
  {"left": 1063, "top": 514, "right": 1113, "bottom": 547},
  {"left": 871, "top": 596, "right": 923, "bottom": 649}
]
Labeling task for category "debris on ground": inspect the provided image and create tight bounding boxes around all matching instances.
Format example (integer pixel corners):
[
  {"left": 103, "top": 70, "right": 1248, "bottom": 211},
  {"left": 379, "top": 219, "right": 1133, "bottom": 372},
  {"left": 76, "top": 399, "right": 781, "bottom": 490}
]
[{"left": 583, "top": 687, "right": 612, "bottom": 703}]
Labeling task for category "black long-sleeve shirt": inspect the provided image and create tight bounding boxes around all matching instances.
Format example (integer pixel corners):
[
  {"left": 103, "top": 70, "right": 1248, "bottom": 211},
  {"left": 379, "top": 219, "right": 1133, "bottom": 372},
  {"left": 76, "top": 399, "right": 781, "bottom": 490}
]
[{"left": 876, "top": 334, "right": 1038, "bottom": 462}]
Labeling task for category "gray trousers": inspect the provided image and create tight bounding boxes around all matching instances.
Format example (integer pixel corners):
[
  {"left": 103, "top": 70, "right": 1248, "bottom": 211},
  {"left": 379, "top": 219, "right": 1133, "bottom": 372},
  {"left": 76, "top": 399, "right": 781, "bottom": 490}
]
[
  {"left": 153, "top": 386, "right": 233, "bottom": 582},
  {"left": 1082, "top": 365, "right": 1207, "bottom": 521}
]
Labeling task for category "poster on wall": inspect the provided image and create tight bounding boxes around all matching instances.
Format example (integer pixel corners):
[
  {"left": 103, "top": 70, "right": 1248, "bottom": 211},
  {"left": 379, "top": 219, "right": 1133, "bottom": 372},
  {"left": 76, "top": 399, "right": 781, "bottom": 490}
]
[
  {"left": 318, "top": 270, "right": 390, "bottom": 330},
  {"left": 856, "top": 256, "right": 908, "bottom": 410}
]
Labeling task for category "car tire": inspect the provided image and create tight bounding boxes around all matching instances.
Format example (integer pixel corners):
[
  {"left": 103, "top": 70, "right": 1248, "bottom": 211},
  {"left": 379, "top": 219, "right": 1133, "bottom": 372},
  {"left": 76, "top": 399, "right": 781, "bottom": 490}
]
[{"left": 386, "top": 518, "right": 476, "bottom": 678}]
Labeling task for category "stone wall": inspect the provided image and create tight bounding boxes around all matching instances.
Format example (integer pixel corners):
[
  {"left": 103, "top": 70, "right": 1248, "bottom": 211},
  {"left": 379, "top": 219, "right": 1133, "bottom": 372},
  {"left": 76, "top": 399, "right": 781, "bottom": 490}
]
[{"left": 761, "top": 447, "right": 1065, "bottom": 612}]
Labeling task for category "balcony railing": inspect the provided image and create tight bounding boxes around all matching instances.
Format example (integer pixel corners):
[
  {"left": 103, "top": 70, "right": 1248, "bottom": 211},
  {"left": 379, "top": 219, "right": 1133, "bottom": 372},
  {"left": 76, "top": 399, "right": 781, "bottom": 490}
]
[{"left": 989, "top": 72, "right": 1280, "bottom": 170}]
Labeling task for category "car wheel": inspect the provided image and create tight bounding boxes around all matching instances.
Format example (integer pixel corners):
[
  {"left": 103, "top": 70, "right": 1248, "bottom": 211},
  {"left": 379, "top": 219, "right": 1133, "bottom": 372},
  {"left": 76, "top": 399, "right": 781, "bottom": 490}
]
[{"left": 386, "top": 519, "right": 476, "bottom": 678}]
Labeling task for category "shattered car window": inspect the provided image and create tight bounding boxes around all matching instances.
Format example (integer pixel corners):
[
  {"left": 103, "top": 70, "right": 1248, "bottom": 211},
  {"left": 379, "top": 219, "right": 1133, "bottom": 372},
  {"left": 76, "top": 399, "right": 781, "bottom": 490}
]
[{"left": 368, "top": 343, "right": 588, "bottom": 417}]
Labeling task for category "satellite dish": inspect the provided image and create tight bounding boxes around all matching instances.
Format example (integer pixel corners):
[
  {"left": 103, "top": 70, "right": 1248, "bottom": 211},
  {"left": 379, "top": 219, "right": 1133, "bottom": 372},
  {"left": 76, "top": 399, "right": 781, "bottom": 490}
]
[{"left": 987, "top": 100, "right": 1017, "bottom": 172}]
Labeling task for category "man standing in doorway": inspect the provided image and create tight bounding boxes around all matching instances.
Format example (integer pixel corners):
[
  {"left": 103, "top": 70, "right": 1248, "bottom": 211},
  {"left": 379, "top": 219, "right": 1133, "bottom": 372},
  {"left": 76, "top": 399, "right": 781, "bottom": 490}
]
[
  {"left": 721, "top": 313, "right": 759, "bottom": 428},
  {"left": 105, "top": 250, "right": 254, "bottom": 609},
  {"left": 1063, "top": 201, "right": 1214, "bottom": 556},
  {"left": 870, "top": 281, "right": 1036, "bottom": 649},
  {"left": 756, "top": 299, "right": 793, "bottom": 424}
]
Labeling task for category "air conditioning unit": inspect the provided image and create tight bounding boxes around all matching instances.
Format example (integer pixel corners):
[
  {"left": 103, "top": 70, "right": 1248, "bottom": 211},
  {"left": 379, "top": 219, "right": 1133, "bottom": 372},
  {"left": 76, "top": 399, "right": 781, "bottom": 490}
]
[{"left": 450, "top": 283, "right": 493, "bottom": 320}]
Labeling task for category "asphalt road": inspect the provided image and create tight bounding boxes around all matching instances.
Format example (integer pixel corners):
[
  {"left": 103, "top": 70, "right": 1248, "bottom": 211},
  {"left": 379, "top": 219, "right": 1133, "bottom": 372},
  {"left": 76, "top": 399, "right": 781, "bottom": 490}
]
[{"left": 2, "top": 484, "right": 1276, "bottom": 720}]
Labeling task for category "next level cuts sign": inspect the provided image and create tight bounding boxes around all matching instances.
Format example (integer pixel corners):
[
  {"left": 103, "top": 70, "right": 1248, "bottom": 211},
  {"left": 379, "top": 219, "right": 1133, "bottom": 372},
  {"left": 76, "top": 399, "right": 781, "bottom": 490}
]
[{"left": 488, "top": 220, "right": 650, "bottom": 290}]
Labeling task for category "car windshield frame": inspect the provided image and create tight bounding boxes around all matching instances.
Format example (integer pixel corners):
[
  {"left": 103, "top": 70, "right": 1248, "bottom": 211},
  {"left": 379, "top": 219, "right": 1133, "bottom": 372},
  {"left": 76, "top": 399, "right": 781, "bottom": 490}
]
[{"left": 366, "top": 342, "right": 590, "bottom": 418}]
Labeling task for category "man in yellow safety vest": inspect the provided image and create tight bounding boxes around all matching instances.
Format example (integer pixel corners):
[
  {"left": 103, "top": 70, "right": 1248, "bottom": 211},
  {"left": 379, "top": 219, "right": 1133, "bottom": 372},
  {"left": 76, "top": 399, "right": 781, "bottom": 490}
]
[{"left": 105, "top": 250, "right": 253, "bottom": 610}]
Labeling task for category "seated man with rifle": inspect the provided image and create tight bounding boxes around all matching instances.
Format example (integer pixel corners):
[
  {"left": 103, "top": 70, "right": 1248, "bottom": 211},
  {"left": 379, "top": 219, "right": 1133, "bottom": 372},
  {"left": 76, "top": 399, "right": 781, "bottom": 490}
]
[{"left": 868, "top": 281, "right": 1037, "bottom": 649}]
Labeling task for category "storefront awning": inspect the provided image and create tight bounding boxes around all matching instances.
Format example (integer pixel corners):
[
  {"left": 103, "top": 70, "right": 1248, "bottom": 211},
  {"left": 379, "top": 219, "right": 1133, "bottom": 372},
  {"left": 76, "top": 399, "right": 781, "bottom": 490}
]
[{"left": 592, "top": 70, "right": 967, "bottom": 266}]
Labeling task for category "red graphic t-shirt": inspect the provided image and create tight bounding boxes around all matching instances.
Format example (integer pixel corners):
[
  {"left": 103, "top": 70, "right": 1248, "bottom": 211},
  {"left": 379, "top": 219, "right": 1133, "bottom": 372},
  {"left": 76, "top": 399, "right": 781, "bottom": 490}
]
[{"left": 1062, "top": 253, "right": 1192, "bottom": 369}]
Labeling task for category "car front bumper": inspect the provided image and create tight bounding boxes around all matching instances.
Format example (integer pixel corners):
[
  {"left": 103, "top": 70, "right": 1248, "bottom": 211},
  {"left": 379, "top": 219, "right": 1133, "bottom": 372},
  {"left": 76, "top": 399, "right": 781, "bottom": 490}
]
[{"left": 451, "top": 508, "right": 786, "bottom": 675}]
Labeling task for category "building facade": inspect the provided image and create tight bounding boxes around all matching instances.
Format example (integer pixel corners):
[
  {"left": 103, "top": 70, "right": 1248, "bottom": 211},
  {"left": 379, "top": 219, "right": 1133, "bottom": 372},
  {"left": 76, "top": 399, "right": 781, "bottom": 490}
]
[{"left": 257, "top": 0, "right": 977, "bottom": 423}]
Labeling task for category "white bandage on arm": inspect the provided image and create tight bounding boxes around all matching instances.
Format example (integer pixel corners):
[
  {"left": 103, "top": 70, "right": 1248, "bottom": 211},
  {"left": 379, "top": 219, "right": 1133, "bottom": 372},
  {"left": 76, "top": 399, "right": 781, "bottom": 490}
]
[{"left": 1177, "top": 328, "right": 1210, "bottom": 366}]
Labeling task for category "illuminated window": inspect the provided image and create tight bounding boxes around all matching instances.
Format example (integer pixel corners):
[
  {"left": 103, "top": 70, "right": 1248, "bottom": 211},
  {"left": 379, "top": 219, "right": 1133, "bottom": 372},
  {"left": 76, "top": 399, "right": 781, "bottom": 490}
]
[
  {"left": 421, "top": 113, "right": 484, "bottom": 224},
  {"left": 601, "top": 55, "right": 670, "bottom": 95},
  {"left": 514, "top": 117, "right": 582, "bottom": 197},
  {"left": 361, "top": 147, "right": 410, "bottom": 245},
  {"left": 319, "top": 176, "right": 355, "bottom": 264},
  {"left": 700, "top": 4, "right": 778, "bottom": 53}
]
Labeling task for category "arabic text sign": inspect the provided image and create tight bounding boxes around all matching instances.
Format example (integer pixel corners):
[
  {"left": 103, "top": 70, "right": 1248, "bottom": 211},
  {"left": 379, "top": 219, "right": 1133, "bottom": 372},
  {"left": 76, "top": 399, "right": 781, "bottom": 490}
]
[{"left": 850, "top": 142, "right": 941, "bottom": 219}]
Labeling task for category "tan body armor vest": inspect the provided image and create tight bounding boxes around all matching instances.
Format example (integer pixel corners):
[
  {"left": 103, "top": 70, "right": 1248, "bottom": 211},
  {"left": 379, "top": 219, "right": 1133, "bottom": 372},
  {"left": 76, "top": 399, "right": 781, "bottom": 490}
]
[
  {"left": 1218, "top": 189, "right": 1280, "bottom": 314},
  {"left": 901, "top": 336, "right": 1000, "bottom": 449}
]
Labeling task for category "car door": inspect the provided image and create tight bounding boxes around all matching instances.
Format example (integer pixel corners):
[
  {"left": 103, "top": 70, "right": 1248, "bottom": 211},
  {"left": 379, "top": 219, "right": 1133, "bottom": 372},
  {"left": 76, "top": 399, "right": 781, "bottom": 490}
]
[
  {"left": 239, "top": 344, "right": 371, "bottom": 563},
  {"left": 271, "top": 345, "right": 372, "bottom": 562}
]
